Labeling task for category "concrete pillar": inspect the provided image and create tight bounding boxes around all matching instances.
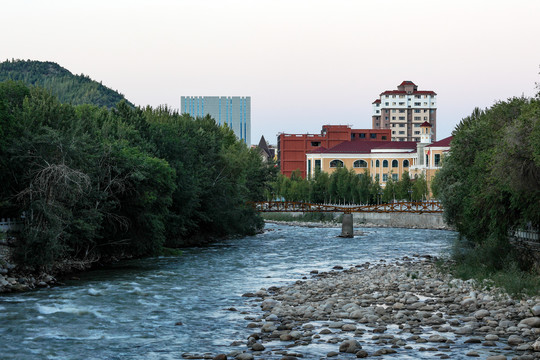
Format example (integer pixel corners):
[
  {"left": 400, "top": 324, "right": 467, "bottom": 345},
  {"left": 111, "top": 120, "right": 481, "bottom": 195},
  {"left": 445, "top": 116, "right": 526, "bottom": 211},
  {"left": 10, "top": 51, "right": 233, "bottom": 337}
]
[{"left": 340, "top": 213, "right": 354, "bottom": 238}]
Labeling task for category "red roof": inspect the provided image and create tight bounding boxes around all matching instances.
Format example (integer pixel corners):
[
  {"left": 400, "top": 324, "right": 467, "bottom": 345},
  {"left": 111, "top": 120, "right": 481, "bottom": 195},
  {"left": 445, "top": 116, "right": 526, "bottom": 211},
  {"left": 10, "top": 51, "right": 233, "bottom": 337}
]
[
  {"left": 399, "top": 81, "right": 416, "bottom": 86},
  {"left": 372, "top": 99, "right": 381, "bottom": 104},
  {"left": 307, "top": 146, "right": 327, "bottom": 154},
  {"left": 380, "top": 90, "right": 436, "bottom": 96},
  {"left": 313, "top": 140, "right": 417, "bottom": 154},
  {"left": 420, "top": 121, "right": 432, "bottom": 127},
  {"left": 427, "top": 136, "right": 452, "bottom": 148}
]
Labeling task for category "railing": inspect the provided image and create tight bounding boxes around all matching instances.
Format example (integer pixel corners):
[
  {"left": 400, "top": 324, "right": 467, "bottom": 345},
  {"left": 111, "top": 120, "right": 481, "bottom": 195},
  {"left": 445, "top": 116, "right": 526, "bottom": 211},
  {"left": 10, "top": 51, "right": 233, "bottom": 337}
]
[
  {"left": 0, "top": 218, "right": 24, "bottom": 233},
  {"left": 248, "top": 201, "right": 443, "bottom": 214}
]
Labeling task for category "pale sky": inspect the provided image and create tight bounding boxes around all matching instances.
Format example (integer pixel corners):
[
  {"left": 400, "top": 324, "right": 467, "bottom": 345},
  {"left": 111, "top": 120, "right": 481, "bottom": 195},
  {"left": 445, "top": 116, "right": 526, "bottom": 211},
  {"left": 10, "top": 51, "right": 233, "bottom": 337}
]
[{"left": 2, "top": 0, "right": 540, "bottom": 145}]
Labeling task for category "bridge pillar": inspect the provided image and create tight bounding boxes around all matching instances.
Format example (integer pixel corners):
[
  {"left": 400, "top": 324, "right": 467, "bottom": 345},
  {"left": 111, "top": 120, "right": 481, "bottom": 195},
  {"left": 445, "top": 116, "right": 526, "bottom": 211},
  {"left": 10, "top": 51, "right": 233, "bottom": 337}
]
[{"left": 340, "top": 213, "right": 354, "bottom": 238}]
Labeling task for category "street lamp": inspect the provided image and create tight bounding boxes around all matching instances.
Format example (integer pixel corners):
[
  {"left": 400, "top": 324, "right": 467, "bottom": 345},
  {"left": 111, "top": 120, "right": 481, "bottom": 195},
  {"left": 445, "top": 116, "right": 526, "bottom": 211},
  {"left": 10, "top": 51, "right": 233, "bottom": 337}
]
[
  {"left": 378, "top": 191, "right": 383, "bottom": 205},
  {"left": 408, "top": 189, "right": 413, "bottom": 203}
]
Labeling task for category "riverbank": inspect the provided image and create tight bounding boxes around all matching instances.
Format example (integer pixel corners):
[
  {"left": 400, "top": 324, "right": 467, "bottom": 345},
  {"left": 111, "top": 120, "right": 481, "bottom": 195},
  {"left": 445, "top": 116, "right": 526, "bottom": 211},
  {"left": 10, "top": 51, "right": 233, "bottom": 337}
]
[{"left": 210, "top": 256, "right": 540, "bottom": 360}]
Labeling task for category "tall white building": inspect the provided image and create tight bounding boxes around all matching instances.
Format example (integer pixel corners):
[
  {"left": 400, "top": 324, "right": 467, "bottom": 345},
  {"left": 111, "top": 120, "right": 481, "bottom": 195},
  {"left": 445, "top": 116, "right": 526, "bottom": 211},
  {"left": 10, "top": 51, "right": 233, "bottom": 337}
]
[
  {"left": 181, "top": 96, "right": 251, "bottom": 145},
  {"left": 372, "top": 81, "right": 437, "bottom": 142}
]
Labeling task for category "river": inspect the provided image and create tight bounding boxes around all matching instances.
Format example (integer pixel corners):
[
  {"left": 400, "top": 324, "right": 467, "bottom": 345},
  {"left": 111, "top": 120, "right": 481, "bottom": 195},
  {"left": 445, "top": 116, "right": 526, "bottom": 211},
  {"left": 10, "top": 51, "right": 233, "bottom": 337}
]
[{"left": 0, "top": 223, "right": 457, "bottom": 359}]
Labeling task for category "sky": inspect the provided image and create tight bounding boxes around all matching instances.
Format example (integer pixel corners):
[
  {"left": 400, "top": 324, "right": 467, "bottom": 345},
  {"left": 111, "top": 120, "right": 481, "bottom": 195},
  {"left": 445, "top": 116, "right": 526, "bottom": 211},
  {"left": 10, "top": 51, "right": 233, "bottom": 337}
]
[{"left": 2, "top": 0, "right": 540, "bottom": 145}]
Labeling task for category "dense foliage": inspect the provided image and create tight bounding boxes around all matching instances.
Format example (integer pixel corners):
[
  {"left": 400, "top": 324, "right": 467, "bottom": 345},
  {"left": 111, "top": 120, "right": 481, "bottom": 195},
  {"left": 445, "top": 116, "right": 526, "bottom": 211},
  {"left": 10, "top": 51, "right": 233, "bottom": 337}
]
[
  {"left": 271, "top": 168, "right": 429, "bottom": 204},
  {"left": 0, "top": 81, "right": 274, "bottom": 270},
  {"left": 436, "top": 95, "right": 540, "bottom": 273},
  {"left": 0, "top": 59, "right": 134, "bottom": 108}
]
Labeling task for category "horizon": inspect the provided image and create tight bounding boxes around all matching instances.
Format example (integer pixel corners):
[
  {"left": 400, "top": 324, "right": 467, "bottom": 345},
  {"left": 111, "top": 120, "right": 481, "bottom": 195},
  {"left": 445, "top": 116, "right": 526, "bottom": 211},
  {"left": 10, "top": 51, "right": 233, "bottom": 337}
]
[{"left": 2, "top": 0, "right": 540, "bottom": 145}]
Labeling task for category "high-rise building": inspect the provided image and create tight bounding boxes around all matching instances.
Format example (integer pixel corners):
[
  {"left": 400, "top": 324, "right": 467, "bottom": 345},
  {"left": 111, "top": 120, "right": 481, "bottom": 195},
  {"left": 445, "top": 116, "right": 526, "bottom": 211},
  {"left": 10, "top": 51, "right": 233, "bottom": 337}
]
[
  {"left": 372, "top": 81, "right": 437, "bottom": 142},
  {"left": 181, "top": 96, "right": 251, "bottom": 144}
]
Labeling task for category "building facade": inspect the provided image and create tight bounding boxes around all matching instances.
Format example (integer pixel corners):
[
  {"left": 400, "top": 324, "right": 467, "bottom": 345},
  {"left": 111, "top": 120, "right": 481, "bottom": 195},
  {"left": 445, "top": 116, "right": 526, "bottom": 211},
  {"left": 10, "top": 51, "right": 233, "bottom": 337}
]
[
  {"left": 278, "top": 125, "right": 391, "bottom": 178},
  {"left": 181, "top": 96, "right": 251, "bottom": 145},
  {"left": 372, "top": 81, "right": 437, "bottom": 142},
  {"left": 306, "top": 123, "right": 452, "bottom": 195}
]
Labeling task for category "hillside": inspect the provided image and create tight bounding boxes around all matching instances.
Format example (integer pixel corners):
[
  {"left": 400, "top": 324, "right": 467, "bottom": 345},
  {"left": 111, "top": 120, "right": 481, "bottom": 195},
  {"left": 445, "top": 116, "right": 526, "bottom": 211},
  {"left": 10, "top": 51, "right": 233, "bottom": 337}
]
[{"left": 0, "top": 59, "right": 134, "bottom": 108}]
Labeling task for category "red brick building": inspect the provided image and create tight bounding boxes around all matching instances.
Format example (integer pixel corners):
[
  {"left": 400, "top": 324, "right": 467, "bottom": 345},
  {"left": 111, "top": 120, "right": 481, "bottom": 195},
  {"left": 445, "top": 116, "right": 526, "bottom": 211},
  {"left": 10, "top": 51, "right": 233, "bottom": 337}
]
[{"left": 278, "top": 125, "right": 391, "bottom": 178}]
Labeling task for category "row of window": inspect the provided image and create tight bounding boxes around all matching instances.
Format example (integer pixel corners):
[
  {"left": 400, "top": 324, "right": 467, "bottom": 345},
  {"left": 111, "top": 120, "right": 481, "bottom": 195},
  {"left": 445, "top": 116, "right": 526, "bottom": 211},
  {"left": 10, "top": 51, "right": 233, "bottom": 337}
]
[
  {"left": 384, "top": 94, "right": 432, "bottom": 99},
  {"left": 329, "top": 159, "right": 410, "bottom": 168}
]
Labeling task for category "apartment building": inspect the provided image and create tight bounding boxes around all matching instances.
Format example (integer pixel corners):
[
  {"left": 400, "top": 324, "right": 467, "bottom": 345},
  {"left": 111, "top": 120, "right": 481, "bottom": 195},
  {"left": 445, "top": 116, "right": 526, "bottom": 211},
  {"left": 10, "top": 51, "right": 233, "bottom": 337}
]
[{"left": 372, "top": 81, "right": 437, "bottom": 142}]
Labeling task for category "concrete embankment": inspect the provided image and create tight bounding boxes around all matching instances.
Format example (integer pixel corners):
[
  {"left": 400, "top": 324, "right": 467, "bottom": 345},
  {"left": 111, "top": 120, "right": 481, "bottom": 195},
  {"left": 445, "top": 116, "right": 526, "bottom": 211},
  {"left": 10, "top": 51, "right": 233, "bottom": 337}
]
[{"left": 211, "top": 256, "right": 540, "bottom": 360}]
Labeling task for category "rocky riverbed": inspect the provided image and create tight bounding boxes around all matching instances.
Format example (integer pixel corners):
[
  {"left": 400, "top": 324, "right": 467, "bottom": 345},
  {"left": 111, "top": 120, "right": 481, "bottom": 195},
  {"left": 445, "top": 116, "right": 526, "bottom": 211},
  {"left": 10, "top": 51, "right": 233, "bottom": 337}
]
[
  {"left": 195, "top": 256, "right": 540, "bottom": 360},
  {"left": 0, "top": 259, "right": 57, "bottom": 293}
]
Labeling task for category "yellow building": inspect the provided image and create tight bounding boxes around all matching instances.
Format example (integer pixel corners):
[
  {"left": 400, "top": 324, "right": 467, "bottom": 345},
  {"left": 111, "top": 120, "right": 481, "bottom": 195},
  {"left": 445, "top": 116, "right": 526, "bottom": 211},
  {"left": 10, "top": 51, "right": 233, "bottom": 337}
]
[{"left": 306, "top": 122, "right": 452, "bottom": 192}]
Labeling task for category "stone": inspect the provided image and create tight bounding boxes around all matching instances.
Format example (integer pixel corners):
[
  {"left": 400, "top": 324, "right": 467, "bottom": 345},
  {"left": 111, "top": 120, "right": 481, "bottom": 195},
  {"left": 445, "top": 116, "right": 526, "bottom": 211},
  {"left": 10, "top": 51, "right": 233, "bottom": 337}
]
[
  {"left": 213, "top": 355, "right": 227, "bottom": 360},
  {"left": 326, "top": 351, "right": 338, "bottom": 357},
  {"left": 507, "top": 335, "right": 524, "bottom": 345},
  {"left": 485, "top": 334, "right": 499, "bottom": 341},
  {"left": 235, "top": 354, "right": 254, "bottom": 360},
  {"left": 474, "top": 309, "right": 490, "bottom": 319},
  {"left": 251, "top": 343, "right": 264, "bottom": 351},
  {"left": 532, "top": 305, "right": 540, "bottom": 317},
  {"left": 355, "top": 349, "right": 368, "bottom": 358},
  {"left": 519, "top": 317, "right": 540, "bottom": 328},
  {"left": 466, "top": 351, "right": 480, "bottom": 357},
  {"left": 485, "top": 356, "right": 506, "bottom": 360},
  {"left": 339, "top": 339, "right": 362, "bottom": 353},
  {"left": 342, "top": 324, "right": 357, "bottom": 331}
]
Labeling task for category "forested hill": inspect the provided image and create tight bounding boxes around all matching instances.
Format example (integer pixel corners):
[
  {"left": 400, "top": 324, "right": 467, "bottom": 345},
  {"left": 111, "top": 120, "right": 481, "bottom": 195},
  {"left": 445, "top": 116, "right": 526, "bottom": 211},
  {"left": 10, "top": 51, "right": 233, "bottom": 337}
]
[{"left": 0, "top": 59, "right": 134, "bottom": 108}]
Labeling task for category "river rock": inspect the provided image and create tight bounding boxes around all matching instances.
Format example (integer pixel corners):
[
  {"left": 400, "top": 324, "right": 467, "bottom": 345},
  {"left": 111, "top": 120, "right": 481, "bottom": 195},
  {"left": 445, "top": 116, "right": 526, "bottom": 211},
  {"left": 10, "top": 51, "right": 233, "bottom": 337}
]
[
  {"left": 235, "top": 353, "right": 254, "bottom": 360},
  {"left": 213, "top": 355, "right": 227, "bottom": 360},
  {"left": 532, "top": 305, "right": 540, "bottom": 317},
  {"left": 474, "top": 309, "right": 490, "bottom": 319},
  {"left": 519, "top": 317, "right": 540, "bottom": 328},
  {"left": 339, "top": 339, "right": 362, "bottom": 353},
  {"left": 485, "top": 356, "right": 506, "bottom": 360},
  {"left": 251, "top": 342, "right": 264, "bottom": 351},
  {"left": 508, "top": 335, "right": 524, "bottom": 345}
]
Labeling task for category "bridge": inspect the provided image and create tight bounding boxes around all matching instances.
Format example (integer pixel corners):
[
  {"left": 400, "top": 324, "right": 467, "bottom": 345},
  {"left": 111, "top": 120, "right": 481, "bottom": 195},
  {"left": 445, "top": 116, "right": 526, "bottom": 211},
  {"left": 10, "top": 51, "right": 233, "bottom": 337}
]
[
  {"left": 248, "top": 200, "right": 443, "bottom": 214},
  {"left": 249, "top": 201, "right": 443, "bottom": 238}
]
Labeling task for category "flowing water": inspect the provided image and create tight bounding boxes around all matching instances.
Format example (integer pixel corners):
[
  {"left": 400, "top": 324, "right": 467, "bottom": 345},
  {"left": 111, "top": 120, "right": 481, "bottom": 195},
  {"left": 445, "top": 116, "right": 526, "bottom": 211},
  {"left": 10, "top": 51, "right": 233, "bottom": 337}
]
[{"left": 0, "top": 223, "right": 463, "bottom": 359}]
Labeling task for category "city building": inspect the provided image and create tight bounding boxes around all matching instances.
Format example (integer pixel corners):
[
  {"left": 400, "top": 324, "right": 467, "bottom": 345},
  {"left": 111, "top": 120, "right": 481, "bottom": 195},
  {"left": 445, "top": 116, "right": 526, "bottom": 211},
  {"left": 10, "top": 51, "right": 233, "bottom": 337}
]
[
  {"left": 278, "top": 125, "right": 391, "bottom": 178},
  {"left": 306, "top": 123, "right": 452, "bottom": 195},
  {"left": 372, "top": 81, "right": 437, "bottom": 142},
  {"left": 253, "top": 136, "right": 277, "bottom": 163},
  {"left": 181, "top": 96, "right": 251, "bottom": 144}
]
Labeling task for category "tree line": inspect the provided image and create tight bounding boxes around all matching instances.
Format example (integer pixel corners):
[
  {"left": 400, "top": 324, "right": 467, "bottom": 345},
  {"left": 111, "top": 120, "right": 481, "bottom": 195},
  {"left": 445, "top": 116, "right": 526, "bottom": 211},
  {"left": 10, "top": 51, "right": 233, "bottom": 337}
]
[
  {"left": 435, "top": 94, "right": 540, "bottom": 273},
  {"left": 270, "top": 168, "right": 429, "bottom": 204},
  {"left": 0, "top": 80, "right": 275, "bottom": 270}
]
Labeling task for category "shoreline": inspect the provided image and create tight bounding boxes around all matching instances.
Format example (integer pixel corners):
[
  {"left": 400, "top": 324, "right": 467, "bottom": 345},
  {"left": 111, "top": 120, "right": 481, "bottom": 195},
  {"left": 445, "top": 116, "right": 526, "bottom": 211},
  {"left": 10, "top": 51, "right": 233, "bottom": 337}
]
[
  {"left": 264, "top": 219, "right": 453, "bottom": 231},
  {"left": 206, "top": 256, "right": 540, "bottom": 360}
]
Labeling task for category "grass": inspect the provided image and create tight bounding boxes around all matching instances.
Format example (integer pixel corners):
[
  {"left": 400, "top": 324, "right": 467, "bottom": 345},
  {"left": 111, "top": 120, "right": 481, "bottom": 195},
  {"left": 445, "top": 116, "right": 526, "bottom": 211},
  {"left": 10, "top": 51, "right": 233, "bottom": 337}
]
[
  {"left": 439, "top": 236, "right": 540, "bottom": 297},
  {"left": 262, "top": 212, "right": 340, "bottom": 223}
]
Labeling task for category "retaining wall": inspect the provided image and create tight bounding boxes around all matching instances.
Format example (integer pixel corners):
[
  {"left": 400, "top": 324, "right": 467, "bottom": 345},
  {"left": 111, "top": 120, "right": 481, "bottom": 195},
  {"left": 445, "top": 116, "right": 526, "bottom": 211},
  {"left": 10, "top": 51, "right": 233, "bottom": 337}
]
[{"left": 353, "top": 212, "right": 449, "bottom": 230}]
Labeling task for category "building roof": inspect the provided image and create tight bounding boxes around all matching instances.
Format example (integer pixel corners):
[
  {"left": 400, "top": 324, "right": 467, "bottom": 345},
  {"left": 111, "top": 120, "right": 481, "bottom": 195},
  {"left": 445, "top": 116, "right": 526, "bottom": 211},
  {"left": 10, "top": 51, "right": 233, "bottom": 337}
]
[
  {"left": 427, "top": 136, "right": 452, "bottom": 148},
  {"left": 380, "top": 90, "right": 437, "bottom": 96},
  {"left": 307, "top": 146, "right": 327, "bottom": 154},
  {"left": 372, "top": 99, "right": 381, "bottom": 104},
  {"left": 308, "top": 140, "right": 417, "bottom": 154},
  {"left": 399, "top": 81, "right": 416, "bottom": 86},
  {"left": 420, "top": 121, "right": 432, "bottom": 127}
]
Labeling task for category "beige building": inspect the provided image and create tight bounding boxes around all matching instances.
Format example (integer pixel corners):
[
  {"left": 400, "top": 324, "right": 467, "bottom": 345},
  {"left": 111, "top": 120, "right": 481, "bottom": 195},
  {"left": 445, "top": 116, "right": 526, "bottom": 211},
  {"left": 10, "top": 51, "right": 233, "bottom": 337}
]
[
  {"left": 372, "top": 81, "right": 437, "bottom": 142},
  {"left": 306, "top": 123, "right": 451, "bottom": 192}
]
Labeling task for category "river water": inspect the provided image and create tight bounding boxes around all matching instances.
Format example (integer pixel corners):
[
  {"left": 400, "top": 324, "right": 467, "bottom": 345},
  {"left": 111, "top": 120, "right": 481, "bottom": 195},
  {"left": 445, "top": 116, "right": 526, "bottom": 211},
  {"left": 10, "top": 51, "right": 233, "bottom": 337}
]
[{"left": 0, "top": 223, "right": 458, "bottom": 359}]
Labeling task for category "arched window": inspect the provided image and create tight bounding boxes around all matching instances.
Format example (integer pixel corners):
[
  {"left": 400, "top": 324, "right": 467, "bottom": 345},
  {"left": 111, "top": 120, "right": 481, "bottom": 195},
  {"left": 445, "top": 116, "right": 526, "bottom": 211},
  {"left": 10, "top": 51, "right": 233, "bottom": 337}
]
[
  {"left": 353, "top": 160, "right": 368, "bottom": 168},
  {"left": 330, "top": 159, "right": 344, "bottom": 168},
  {"left": 403, "top": 159, "right": 409, "bottom": 168},
  {"left": 392, "top": 160, "right": 398, "bottom": 168},
  {"left": 376, "top": 160, "right": 380, "bottom": 168},
  {"left": 383, "top": 160, "right": 389, "bottom": 168}
]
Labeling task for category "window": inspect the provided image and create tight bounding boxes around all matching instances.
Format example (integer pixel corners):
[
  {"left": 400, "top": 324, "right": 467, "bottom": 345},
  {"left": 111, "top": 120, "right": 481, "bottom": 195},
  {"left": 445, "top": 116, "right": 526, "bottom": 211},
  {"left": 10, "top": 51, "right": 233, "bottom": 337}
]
[
  {"left": 399, "top": 95, "right": 405, "bottom": 98},
  {"left": 399, "top": 124, "right": 405, "bottom": 127},
  {"left": 311, "top": 141, "right": 321, "bottom": 147},
  {"left": 359, "top": 133, "right": 366, "bottom": 138},
  {"left": 315, "top": 159, "right": 321, "bottom": 171},
  {"left": 382, "top": 174, "right": 388, "bottom": 182},
  {"left": 414, "top": 116, "right": 421, "bottom": 120},
  {"left": 424, "top": 116, "right": 427, "bottom": 120},
  {"left": 392, "top": 160, "right": 398, "bottom": 168},
  {"left": 399, "top": 102, "right": 405, "bottom": 105},
  {"left": 375, "top": 110, "right": 380, "bottom": 113},
  {"left": 383, "top": 160, "right": 388, "bottom": 168},
  {"left": 392, "top": 173, "right": 399, "bottom": 181},
  {"left": 399, "top": 116, "right": 405, "bottom": 120},
  {"left": 414, "top": 124, "right": 420, "bottom": 127},
  {"left": 382, "top": 136, "right": 387, "bottom": 140},
  {"left": 370, "top": 133, "right": 377, "bottom": 139},
  {"left": 385, "top": 116, "right": 389, "bottom": 120},
  {"left": 308, "top": 160, "right": 311, "bottom": 176},
  {"left": 353, "top": 160, "right": 368, "bottom": 168},
  {"left": 399, "top": 131, "right": 405, "bottom": 134},
  {"left": 403, "top": 160, "right": 409, "bottom": 167},
  {"left": 415, "top": 109, "right": 421, "bottom": 113},
  {"left": 414, "top": 131, "right": 420, "bottom": 134},
  {"left": 385, "top": 110, "right": 389, "bottom": 113},
  {"left": 385, "top": 102, "right": 389, "bottom": 106},
  {"left": 415, "top": 95, "right": 421, "bottom": 99},
  {"left": 392, "top": 109, "right": 396, "bottom": 113},
  {"left": 330, "top": 160, "right": 344, "bottom": 168},
  {"left": 385, "top": 95, "right": 389, "bottom": 98},
  {"left": 399, "top": 109, "right": 405, "bottom": 113},
  {"left": 435, "top": 154, "right": 441, "bottom": 167},
  {"left": 392, "top": 131, "right": 396, "bottom": 134},
  {"left": 414, "top": 102, "right": 421, "bottom": 106},
  {"left": 376, "top": 160, "right": 380, "bottom": 168},
  {"left": 392, "top": 116, "right": 396, "bottom": 120},
  {"left": 392, "top": 102, "right": 396, "bottom": 105}
]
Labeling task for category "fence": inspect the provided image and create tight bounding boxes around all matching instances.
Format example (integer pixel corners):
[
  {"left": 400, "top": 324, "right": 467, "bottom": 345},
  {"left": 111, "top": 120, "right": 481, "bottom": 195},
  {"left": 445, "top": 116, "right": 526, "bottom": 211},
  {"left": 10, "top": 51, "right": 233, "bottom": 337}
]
[{"left": 0, "top": 218, "right": 23, "bottom": 233}]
